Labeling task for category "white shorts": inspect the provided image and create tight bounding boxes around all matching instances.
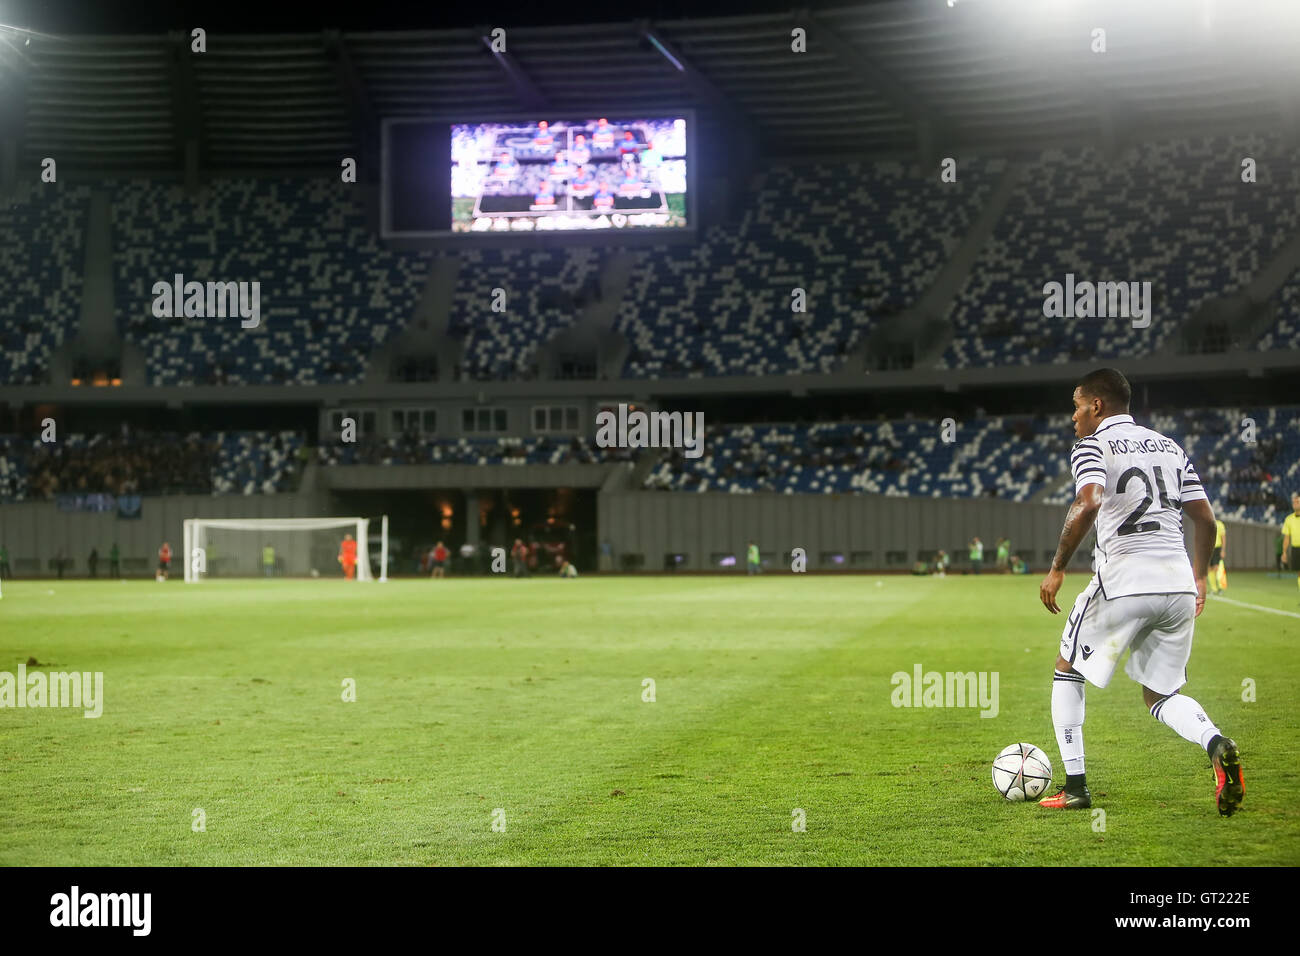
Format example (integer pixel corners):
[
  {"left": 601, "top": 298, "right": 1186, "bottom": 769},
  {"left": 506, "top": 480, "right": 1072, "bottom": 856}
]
[{"left": 1058, "top": 576, "right": 1195, "bottom": 696}]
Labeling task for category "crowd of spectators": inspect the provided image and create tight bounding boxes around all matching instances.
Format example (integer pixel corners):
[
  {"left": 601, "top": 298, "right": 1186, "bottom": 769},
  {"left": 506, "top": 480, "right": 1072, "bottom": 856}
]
[
  {"left": 3, "top": 428, "right": 304, "bottom": 500},
  {"left": 318, "top": 432, "right": 635, "bottom": 467},
  {"left": 22, "top": 430, "right": 218, "bottom": 498}
]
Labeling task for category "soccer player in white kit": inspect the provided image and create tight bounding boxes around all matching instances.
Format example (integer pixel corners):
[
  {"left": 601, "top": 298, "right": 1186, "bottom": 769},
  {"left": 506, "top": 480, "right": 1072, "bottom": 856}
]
[{"left": 1038, "top": 369, "right": 1243, "bottom": 815}]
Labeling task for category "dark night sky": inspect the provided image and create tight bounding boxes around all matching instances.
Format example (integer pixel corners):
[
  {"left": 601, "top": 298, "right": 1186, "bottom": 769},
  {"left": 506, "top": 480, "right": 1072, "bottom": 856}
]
[{"left": 6, "top": 0, "right": 867, "bottom": 34}]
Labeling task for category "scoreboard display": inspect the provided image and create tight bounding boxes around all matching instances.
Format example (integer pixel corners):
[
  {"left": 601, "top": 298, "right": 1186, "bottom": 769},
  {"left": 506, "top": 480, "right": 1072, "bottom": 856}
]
[{"left": 382, "top": 114, "right": 693, "bottom": 240}]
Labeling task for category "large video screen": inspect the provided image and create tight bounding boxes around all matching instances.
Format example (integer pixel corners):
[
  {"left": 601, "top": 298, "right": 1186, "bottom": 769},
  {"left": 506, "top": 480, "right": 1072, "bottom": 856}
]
[{"left": 449, "top": 116, "right": 690, "bottom": 235}]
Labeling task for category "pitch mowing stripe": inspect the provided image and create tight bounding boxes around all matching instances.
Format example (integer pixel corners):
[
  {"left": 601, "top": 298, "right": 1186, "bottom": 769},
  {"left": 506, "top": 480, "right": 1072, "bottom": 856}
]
[{"left": 1211, "top": 595, "right": 1300, "bottom": 619}]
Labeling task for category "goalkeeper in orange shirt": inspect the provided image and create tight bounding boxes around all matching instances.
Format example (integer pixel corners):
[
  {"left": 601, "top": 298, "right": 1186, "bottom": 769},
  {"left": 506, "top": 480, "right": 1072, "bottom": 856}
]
[{"left": 339, "top": 533, "right": 358, "bottom": 580}]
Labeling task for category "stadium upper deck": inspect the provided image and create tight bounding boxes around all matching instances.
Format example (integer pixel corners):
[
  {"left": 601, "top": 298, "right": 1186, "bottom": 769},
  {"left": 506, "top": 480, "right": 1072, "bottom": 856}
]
[
  {"left": 2, "top": 4, "right": 1298, "bottom": 393},
  {"left": 3, "top": 135, "right": 1299, "bottom": 388}
]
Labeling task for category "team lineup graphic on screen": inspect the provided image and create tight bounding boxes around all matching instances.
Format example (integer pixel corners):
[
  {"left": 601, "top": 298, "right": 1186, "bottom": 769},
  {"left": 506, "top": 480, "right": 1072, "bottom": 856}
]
[{"left": 451, "top": 117, "right": 688, "bottom": 233}]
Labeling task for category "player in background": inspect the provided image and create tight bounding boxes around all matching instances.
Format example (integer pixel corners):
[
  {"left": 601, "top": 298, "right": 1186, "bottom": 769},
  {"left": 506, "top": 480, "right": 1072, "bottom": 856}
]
[
  {"left": 932, "top": 549, "right": 949, "bottom": 577},
  {"left": 533, "top": 179, "right": 556, "bottom": 208},
  {"left": 492, "top": 150, "right": 518, "bottom": 181},
  {"left": 549, "top": 150, "right": 572, "bottom": 180},
  {"left": 511, "top": 538, "right": 529, "bottom": 578},
  {"left": 570, "top": 134, "right": 591, "bottom": 167},
  {"left": 339, "top": 533, "right": 357, "bottom": 581},
  {"left": 157, "top": 541, "right": 172, "bottom": 582},
  {"left": 1282, "top": 493, "right": 1300, "bottom": 600},
  {"left": 1038, "top": 369, "right": 1243, "bottom": 816},
  {"left": 618, "top": 164, "right": 642, "bottom": 195},
  {"left": 1208, "top": 518, "right": 1227, "bottom": 594},
  {"left": 639, "top": 138, "right": 664, "bottom": 173},
  {"left": 431, "top": 541, "right": 449, "bottom": 579},
  {"left": 569, "top": 165, "right": 595, "bottom": 196}
]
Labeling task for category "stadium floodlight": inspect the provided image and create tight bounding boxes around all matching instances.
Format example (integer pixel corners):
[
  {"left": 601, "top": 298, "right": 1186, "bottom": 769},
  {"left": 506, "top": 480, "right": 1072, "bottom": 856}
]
[{"left": 182, "top": 516, "right": 389, "bottom": 583}]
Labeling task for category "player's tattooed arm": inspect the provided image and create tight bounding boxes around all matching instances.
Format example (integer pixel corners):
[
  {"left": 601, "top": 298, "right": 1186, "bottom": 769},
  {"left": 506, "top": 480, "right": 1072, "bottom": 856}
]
[
  {"left": 1040, "top": 484, "right": 1102, "bottom": 614},
  {"left": 1050, "top": 484, "right": 1104, "bottom": 574}
]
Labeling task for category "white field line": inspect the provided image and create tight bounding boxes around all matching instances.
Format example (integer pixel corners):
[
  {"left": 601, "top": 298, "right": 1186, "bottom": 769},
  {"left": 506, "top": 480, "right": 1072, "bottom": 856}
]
[{"left": 1211, "top": 595, "right": 1300, "bottom": 619}]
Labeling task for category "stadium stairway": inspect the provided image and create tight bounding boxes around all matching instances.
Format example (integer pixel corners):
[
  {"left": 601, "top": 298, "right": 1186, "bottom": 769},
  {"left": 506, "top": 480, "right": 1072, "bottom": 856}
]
[
  {"left": 295, "top": 450, "right": 322, "bottom": 494},
  {"left": 364, "top": 256, "right": 462, "bottom": 382},
  {"left": 48, "top": 190, "right": 120, "bottom": 382},
  {"left": 912, "top": 161, "right": 1026, "bottom": 367},
  {"left": 1180, "top": 227, "right": 1300, "bottom": 351},
  {"left": 1262, "top": 268, "right": 1300, "bottom": 352},
  {"left": 535, "top": 251, "right": 638, "bottom": 379},
  {"left": 856, "top": 161, "right": 1026, "bottom": 370}
]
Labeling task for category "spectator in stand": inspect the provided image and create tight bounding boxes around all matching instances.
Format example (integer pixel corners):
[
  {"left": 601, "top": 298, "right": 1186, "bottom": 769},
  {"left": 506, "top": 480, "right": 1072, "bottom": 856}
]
[{"left": 22, "top": 431, "right": 222, "bottom": 499}]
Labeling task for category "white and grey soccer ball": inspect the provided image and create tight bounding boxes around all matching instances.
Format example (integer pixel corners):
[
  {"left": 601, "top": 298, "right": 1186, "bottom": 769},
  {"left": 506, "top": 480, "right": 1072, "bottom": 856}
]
[{"left": 992, "top": 742, "right": 1053, "bottom": 801}]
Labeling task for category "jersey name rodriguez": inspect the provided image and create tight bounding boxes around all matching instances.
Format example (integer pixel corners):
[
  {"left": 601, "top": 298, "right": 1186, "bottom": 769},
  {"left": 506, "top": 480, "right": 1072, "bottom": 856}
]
[{"left": 1070, "top": 414, "right": 1208, "bottom": 598}]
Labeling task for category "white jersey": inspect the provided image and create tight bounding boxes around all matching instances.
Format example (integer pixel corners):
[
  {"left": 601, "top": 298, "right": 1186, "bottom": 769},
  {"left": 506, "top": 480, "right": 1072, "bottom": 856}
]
[{"left": 1069, "top": 414, "right": 1207, "bottom": 598}]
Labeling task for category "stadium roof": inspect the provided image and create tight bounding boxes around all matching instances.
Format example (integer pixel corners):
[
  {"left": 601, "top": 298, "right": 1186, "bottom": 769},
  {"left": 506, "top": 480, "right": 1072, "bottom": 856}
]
[{"left": 1, "top": 0, "right": 1296, "bottom": 170}]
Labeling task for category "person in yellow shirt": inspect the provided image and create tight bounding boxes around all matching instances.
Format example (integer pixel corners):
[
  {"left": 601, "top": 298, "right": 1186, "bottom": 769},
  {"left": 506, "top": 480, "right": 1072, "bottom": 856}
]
[
  {"left": 1283, "top": 494, "right": 1300, "bottom": 598},
  {"left": 1208, "top": 518, "right": 1227, "bottom": 593}
]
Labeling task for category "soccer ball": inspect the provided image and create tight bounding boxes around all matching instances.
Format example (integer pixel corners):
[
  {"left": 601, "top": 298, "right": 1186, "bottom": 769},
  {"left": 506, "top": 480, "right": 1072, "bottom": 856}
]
[{"left": 992, "top": 742, "right": 1053, "bottom": 801}]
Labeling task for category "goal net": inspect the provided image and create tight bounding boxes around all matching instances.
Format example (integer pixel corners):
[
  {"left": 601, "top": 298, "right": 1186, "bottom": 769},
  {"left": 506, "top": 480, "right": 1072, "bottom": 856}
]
[{"left": 182, "top": 516, "right": 388, "bottom": 582}]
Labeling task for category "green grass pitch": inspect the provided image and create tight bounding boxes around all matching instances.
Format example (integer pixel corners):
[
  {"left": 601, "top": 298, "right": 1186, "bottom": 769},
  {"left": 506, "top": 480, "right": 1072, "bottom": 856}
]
[{"left": 2, "top": 572, "right": 1297, "bottom": 866}]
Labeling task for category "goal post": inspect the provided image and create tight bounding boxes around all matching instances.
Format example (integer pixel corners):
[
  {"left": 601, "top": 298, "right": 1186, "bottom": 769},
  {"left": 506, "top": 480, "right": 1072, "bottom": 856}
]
[{"left": 182, "top": 516, "right": 388, "bottom": 582}]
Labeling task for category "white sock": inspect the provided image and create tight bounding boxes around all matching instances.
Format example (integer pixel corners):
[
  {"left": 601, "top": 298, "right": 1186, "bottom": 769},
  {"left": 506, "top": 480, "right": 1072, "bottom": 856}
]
[
  {"left": 1150, "top": 693, "right": 1221, "bottom": 750},
  {"left": 1052, "top": 670, "right": 1086, "bottom": 776}
]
